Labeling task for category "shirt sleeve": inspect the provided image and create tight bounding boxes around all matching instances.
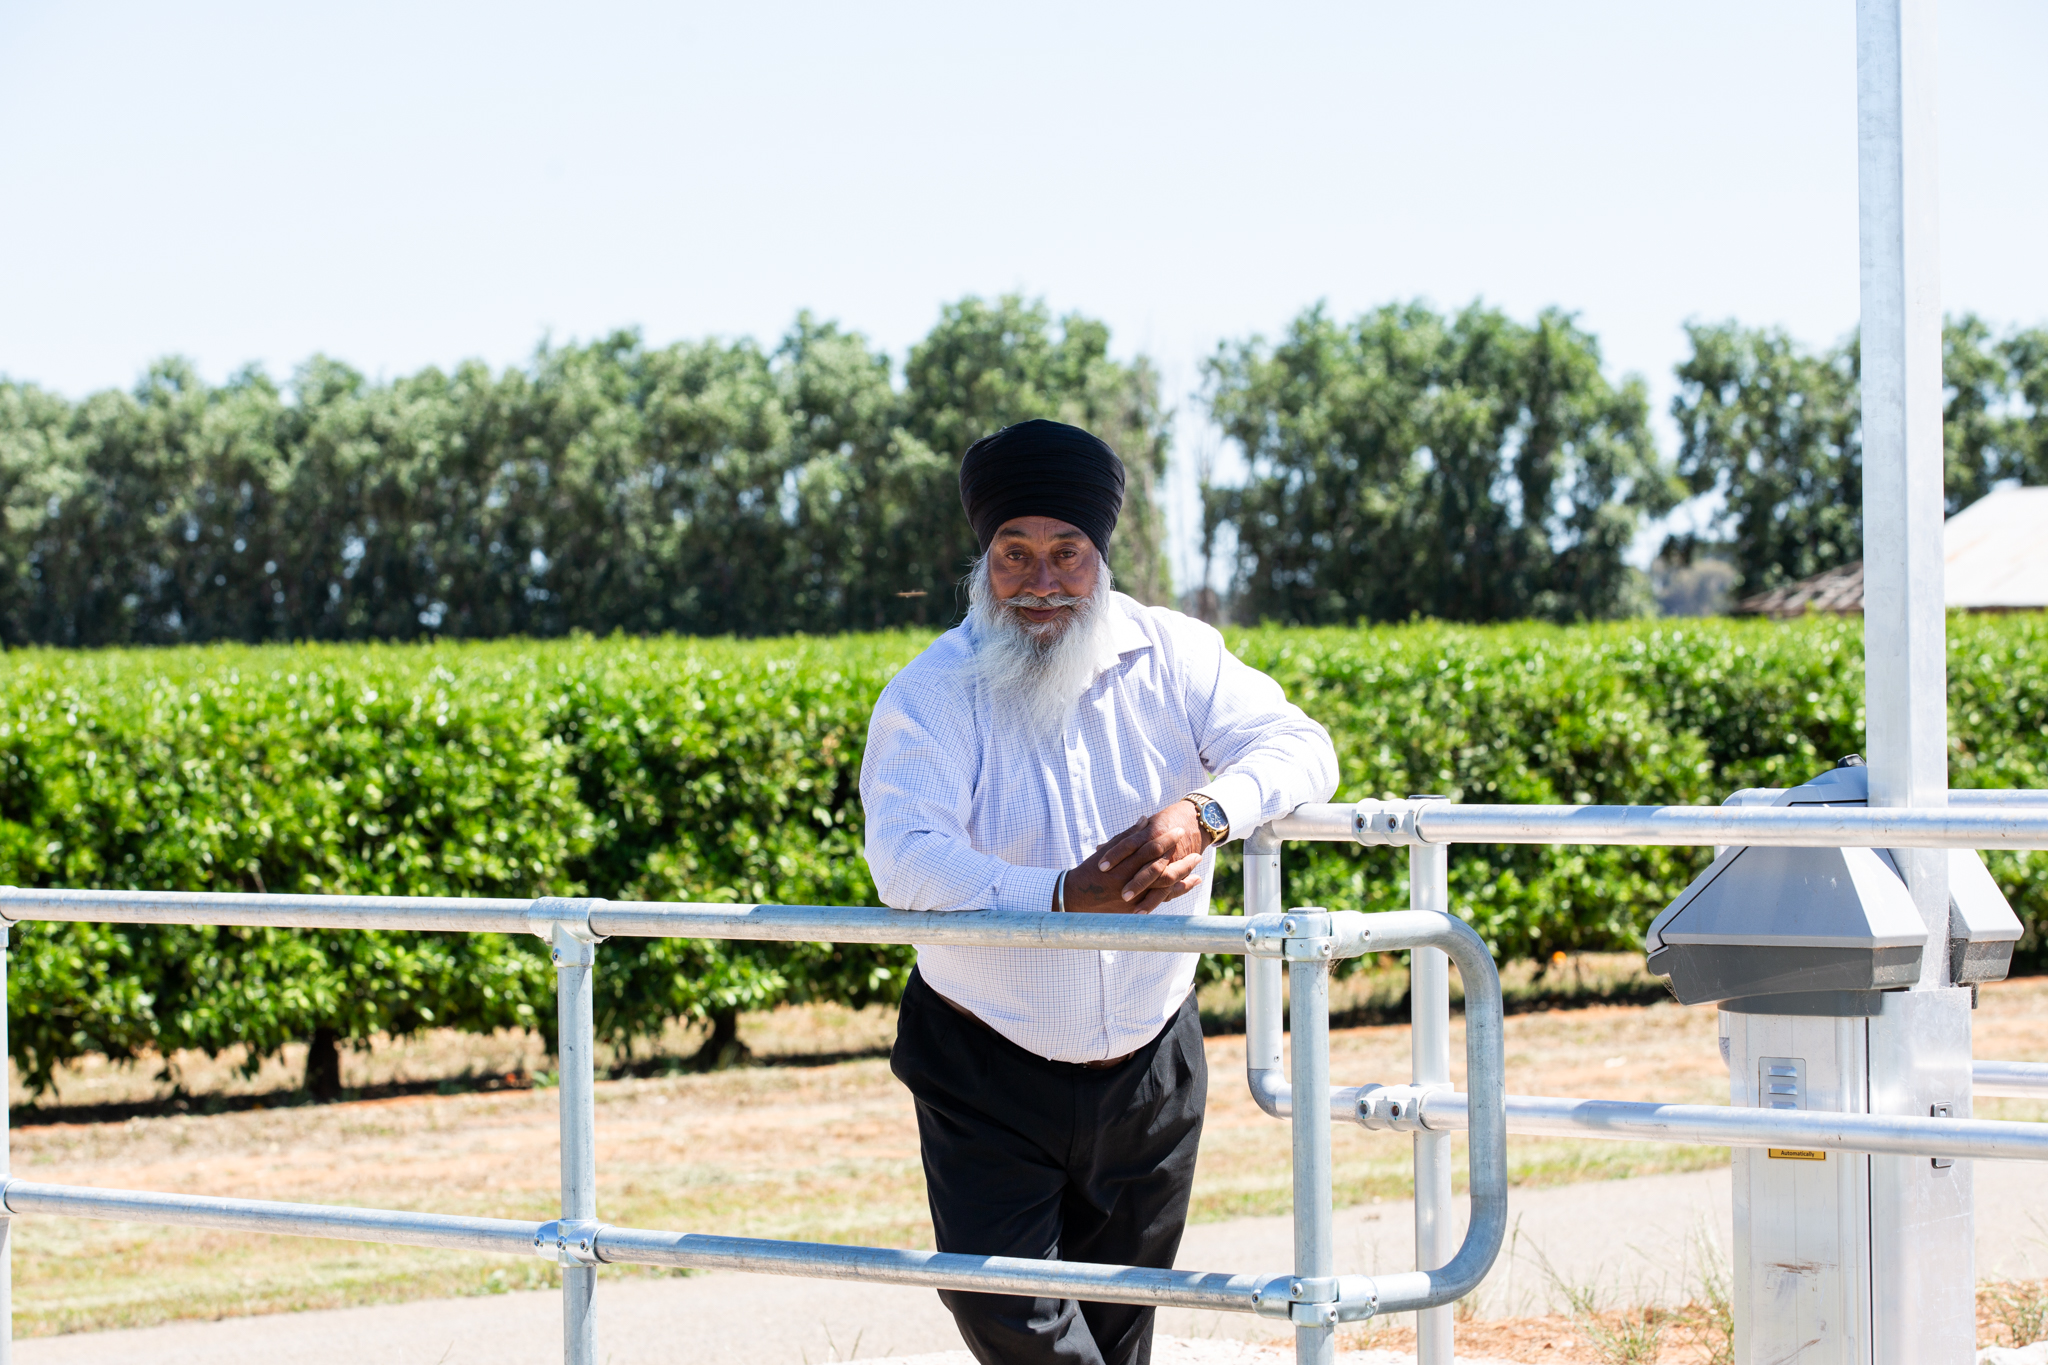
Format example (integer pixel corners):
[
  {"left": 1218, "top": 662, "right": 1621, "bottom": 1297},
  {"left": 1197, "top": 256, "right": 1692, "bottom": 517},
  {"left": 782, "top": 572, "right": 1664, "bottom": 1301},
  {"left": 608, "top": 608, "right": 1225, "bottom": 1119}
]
[
  {"left": 859, "top": 674, "right": 1063, "bottom": 913},
  {"left": 1178, "top": 620, "right": 1340, "bottom": 841}
]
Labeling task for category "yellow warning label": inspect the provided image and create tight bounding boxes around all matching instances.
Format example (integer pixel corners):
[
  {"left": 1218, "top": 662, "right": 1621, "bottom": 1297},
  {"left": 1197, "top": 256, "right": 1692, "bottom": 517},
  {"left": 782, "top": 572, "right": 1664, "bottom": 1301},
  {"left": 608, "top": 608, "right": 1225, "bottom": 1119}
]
[{"left": 1768, "top": 1148, "right": 1828, "bottom": 1161}]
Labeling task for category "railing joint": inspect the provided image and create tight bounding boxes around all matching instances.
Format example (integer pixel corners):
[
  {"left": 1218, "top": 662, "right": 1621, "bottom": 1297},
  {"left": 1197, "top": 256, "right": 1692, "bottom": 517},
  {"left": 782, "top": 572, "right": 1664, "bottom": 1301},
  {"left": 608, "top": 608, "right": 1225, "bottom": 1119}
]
[
  {"left": 535, "top": 1218, "right": 607, "bottom": 1266},
  {"left": 1249, "top": 1273, "right": 1298, "bottom": 1318},
  {"left": 1243, "top": 909, "right": 1335, "bottom": 960},
  {"left": 1351, "top": 797, "right": 1448, "bottom": 848},
  {"left": 529, "top": 896, "right": 608, "bottom": 953},
  {"left": 1353, "top": 1081, "right": 1453, "bottom": 1133}
]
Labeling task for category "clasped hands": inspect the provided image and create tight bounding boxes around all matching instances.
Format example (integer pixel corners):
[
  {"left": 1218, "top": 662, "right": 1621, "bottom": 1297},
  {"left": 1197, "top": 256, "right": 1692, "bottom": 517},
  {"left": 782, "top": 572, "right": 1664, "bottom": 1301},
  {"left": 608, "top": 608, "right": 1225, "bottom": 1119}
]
[{"left": 1057, "top": 798, "right": 1220, "bottom": 915}]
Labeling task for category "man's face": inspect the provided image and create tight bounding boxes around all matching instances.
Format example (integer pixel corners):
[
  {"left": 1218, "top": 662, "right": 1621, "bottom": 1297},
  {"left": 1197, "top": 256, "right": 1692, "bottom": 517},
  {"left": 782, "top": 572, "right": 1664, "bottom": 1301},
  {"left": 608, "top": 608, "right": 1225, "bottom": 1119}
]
[{"left": 987, "top": 517, "right": 1101, "bottom": 634}]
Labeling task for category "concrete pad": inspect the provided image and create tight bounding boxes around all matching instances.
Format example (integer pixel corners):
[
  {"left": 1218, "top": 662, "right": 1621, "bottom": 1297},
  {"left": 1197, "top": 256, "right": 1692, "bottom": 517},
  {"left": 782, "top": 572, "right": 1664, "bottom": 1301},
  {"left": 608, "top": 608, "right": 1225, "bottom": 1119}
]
[{"left": 13, "top": 1272, "right": 966, "bottom": 1365}]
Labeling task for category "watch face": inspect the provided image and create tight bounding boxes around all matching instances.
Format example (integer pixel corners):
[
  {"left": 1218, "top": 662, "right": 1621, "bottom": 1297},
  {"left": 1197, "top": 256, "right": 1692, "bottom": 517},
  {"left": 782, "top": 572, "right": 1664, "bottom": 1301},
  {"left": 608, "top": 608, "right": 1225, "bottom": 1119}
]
[{"left": 1200, "top": 800, "right": 1228, "bottom": 834}]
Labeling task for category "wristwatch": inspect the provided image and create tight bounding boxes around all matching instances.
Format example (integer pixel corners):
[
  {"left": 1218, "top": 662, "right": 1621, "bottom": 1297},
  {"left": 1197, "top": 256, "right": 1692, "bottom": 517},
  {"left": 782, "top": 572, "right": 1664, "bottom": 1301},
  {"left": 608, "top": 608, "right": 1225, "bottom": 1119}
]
[{"left": 1186, "top": 795, "right": 1230, "bottom": 845}]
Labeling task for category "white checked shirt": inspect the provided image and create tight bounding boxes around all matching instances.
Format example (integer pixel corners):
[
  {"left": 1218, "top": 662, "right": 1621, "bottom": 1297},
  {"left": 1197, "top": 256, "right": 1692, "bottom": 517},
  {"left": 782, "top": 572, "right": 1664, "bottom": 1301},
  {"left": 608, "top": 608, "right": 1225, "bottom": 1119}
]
[{"left": 860, "top": 592, "right": 1339, "bottom": 1062}]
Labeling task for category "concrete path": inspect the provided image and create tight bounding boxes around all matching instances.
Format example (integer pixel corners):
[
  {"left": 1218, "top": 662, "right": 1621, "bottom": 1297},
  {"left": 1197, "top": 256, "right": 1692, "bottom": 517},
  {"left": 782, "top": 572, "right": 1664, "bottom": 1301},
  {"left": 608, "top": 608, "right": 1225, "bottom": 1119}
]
[{"left": 15, "top": 1159, "right": 2047, "bottom": 1364}]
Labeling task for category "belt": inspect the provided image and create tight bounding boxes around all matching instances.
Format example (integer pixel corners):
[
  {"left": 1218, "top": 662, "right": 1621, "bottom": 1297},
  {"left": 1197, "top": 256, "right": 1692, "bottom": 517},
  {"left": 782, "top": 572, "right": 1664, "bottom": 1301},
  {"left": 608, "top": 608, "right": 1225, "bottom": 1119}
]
[{"left": 936, "top": 989, "right": 1141, "bottom": 1070}]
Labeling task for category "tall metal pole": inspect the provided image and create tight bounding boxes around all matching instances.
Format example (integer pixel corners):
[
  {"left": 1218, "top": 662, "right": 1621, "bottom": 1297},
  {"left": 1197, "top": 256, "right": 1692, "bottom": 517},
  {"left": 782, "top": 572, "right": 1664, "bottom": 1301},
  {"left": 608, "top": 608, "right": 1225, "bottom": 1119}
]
[
  {"left": 1290, "top": 942, "right": 1336, "bottom": 1365},
  {"left": 1858, "top": 0, "right": 1951, "bottom": 968},
  {"left": 1408, "top": 842, "right": 1454, "bottom": 1365},
  {"left": 554, "top": 925, "right": 600, "bottom": 1365},
  {"left": 1856, "top": 2, "right": 1974, "bottom": 1359}
]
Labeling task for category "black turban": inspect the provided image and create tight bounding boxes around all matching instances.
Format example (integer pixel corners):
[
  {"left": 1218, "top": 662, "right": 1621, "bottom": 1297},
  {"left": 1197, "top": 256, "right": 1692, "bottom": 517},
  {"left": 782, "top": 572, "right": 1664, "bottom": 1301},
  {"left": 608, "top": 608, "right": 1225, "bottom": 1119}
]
[{"left": 958, "top": 419, "right": 1126, "bottom": 558}]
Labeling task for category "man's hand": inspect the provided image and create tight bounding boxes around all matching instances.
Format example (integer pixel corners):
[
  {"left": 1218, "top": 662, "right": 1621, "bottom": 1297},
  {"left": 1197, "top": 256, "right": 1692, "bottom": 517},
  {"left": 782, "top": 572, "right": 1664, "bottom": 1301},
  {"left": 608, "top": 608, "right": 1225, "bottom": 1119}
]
[{"left": 1059, "top": 799, "right": 1217, "bottom": 914}]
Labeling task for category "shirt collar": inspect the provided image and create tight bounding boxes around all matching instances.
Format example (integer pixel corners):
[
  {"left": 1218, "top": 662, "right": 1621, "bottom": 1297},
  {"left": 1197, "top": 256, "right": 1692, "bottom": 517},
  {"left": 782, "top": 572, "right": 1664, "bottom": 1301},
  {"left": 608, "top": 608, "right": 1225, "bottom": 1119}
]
[{"left": 1091, "top": 594, "right": 1152, "bottom": 675}]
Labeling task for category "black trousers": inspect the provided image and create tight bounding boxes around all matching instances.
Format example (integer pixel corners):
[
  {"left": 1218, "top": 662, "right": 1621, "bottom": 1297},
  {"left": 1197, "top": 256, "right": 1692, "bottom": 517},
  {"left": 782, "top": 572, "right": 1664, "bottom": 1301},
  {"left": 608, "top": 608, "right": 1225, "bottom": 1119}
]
[{"left": 890, "top": 969, "right": 1207, "bottom": 1365}]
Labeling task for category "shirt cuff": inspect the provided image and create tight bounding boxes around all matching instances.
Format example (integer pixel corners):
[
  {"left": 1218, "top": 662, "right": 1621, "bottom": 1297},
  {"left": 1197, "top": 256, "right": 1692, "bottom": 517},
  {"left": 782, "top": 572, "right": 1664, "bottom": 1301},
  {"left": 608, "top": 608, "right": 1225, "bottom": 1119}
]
[
  {"left": 1191, "top": 774, "right": 1264, "bottom": 845},
  {"left": 993, "top": 862, "right": 1064, "bottom": 913}
]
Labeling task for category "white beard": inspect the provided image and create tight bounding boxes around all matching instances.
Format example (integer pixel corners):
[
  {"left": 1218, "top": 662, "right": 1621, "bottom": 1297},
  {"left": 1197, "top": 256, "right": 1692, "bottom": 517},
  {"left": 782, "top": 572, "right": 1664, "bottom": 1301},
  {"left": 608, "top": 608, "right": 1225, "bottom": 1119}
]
[{"left": 966, "top": 555, "right": 1118, "bottom": 742}]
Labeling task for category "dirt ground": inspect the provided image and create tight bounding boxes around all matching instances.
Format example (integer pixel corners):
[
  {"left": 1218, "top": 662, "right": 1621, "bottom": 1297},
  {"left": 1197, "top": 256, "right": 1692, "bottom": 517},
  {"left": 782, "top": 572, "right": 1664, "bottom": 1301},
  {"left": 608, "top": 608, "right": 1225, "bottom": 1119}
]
[{"left": 8, "top": 972, "right": 2048, "bottom": 1347}]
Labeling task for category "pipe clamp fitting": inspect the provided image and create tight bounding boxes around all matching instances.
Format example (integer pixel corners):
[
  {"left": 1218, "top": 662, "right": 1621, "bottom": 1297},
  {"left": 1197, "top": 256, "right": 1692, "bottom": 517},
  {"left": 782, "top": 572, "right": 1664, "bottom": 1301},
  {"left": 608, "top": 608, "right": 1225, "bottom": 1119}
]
[
  {"left": 1354, "top": 1082, "right": 1452, "bottom": 1133},
  {"left": 529, "top": 897, "right": 608, "bottom": 956},
  {"left": 1246, "top": 910, "right": 1336, "bottom": 959},
  {"left": 1243, "top": 913, "right": 1290, "bottom": 958},
  {"left": 1249, "top": 1275, "right": 1297, "bottom": 1319},
  {"left": 1288, "top": 1275, "right": 1339, "bottom": 1302},
  {"left": 1335, "top": 1276, "right": 1381, "bottom": 1322},
  {"left": 1351, "top": 799, "right": 1446, "bottom": 847},
  {"left": 1253, "top": 1274, "right": 1343, "bottom": 1324},
  {"left": 534, "top": 1218, "right": 605, "bottom": 1266}
]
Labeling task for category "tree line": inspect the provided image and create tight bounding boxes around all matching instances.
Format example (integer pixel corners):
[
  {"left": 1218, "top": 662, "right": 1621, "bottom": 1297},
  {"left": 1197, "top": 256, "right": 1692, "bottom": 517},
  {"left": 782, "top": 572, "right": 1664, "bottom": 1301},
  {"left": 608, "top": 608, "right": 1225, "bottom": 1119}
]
[
  {"left": 1203, "top": 306, "right": 2048, "bottom": 620},
  {"left": 0, "top": 297, "right": 1172, "bottom": 646},
  {"left": 1659, "top": 317, "right": 2048, "bottom": 596},
  {"left": 4, "top": 298, "right": 2043, "bottom": 645}
]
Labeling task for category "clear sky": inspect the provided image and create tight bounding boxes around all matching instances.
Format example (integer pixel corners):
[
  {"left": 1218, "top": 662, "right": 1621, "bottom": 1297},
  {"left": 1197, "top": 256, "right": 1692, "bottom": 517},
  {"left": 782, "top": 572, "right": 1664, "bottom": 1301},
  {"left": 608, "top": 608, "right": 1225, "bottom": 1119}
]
[{"left": 3, "top": 1, "right": 2043, "bottom": 591}]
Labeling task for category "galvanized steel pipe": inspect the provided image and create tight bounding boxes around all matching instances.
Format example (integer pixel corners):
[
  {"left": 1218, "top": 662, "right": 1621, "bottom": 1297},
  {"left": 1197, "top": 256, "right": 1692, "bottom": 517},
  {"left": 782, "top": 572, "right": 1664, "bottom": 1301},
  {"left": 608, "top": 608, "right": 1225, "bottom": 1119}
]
[
  {"left": 1242, "top": 825, "right": 1291, "bottom": 1120},
  {"left": 1728, "top": 790, "right": 2048, "bottom": 809},
  {"left": 0, "top": 1179, "right": 1285, "bottom": 1317},
  {"left": 0, "top": 887, "right": 535, "bottom": 933},
  {"left": 1407, "top": 842, "right": 1455, "bottom": 1365},
  {"left": 1402, "top": 1092, "right": 2048, "bottom": 1162},
  {"left": 1973, "top": 1061, "right": 2048, "bottom": 1098},
  {"left": 1290, "top": 918, "right": 1339, "bottom": 1362},
  {"left": 1243, "top": 905, "right": 1508, "bottom": 1322},
  {"left": 1410, "top": 801, "right": 2048, "bottom": 849},
  {"left": 1267, "top": 804, "right": 1359, "bottom": 843},
  {"left": 1258, "top": 800, "right": 2048, "bottom": 850},
  {"left": 590, "top": 902, "right": 1270, "bottom": 953},
  {"left": 0, "top": 889, "right": 1288, "bottom": 956},
  {"left": 592, "top": 1227, "right": 1277, "bottom": 1312},
  {"left": 0, "top": 1181, "right": 544, "bottom": 1254},
  {"left": 1326, "top": 911, "right": 1508, "bottom": 1319},
  {"left": 550, "top": 919, "right": 602, "bottom": 1365}
]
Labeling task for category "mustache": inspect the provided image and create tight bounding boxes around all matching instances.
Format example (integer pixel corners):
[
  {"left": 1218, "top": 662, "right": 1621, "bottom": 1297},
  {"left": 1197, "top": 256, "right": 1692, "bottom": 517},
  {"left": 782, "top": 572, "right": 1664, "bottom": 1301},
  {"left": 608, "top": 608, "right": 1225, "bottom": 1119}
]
[{"left": 1000, "top": 592, "right": 1090, "bottom": 610}]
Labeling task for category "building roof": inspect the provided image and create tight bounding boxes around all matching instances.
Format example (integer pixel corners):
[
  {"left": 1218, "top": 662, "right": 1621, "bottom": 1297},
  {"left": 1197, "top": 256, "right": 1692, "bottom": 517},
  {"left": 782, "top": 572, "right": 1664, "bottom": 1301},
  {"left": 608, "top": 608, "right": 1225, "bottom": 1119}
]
[
  {"left": 1944, "top": 485, "right": 2048, "bottom": 609},
  {"left": 1735, "top": 560, "right": 1868, "bottom": 619},
  {"left": 1733, "top": 485, "right": 2048, "bottom": 617}
]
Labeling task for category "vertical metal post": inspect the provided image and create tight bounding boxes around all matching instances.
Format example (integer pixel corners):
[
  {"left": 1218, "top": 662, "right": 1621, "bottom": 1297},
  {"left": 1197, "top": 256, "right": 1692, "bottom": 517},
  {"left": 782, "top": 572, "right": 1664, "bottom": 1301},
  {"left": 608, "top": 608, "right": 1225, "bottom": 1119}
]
[
  {"left": 1, "top": 922, "right": 11, "bottom": 1365},
  {"left": 1856, "top": 3, "right": 1974, "bottom": 1362},
  {"left": 1244, "top": 826, "right": 1288, "bottom": 1111},
  {"left": 1858, "top": 0, "right": 1951, "bottom": 976},
  {"left": 553, "top": 924, "right": 599, "bottom": 1365},
  {"left": 1290, "top": 935, "right": 1335, "bottom": 1365},
  {"left": 1409, "top": 841, "right": 1454, "bottom": 1365},
  {"left": 1245, "top": 823, "right": 1283, "bottom": 923}
]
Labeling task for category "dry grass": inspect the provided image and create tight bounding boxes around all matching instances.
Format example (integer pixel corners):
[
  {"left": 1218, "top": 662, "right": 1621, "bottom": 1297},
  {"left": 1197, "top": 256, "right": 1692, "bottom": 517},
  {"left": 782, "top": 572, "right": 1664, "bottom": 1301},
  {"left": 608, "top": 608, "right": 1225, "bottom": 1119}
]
[
  {"left": 1339, "top": 1305, "right": 1734, "bottom": 1364},
  {"left": 1981, "top": 1276, "right": 2048, "bottom": 1351},
  {"left": 1343, "top": 1267, "right": 2048, "bottom": 1365},
  {"left": 9, "top": 975, "right": 2047, "bottom": 1342}
]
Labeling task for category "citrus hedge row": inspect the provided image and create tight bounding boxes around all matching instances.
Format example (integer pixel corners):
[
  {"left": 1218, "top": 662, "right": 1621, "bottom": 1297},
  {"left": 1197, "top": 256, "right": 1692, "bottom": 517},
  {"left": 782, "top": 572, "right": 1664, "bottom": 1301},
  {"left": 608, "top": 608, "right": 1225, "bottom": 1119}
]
[{"left": 3, "top": 614, "right": 2042, "bottom": 1092}]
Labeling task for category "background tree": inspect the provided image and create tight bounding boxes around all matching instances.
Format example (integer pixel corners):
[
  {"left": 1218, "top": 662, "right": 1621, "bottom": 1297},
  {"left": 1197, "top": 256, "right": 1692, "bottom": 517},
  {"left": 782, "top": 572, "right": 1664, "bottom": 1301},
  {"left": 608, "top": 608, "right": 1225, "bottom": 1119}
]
[
  {"left": 900, "top": 295, "right": 1173, "bottom": 610},
  {"left": 1665, "top": 316, "right": 2048, "bottom": 595},
  {"left": 2001, "top": 324, "right": 2048, "bottom": 487},
  {"left": 0, "top": 295, "right": 1173, "bottom": 648},
  {"left": 1204, "top": 301, "right": 1675, "bottom": 625},
  {"left": 1664, "top": 323, "right": 1864, "bottom": 596}
]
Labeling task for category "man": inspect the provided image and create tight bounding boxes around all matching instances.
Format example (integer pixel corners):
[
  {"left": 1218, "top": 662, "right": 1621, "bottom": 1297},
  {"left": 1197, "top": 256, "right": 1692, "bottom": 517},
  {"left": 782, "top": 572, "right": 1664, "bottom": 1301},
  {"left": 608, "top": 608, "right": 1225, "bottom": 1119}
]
[{"left": 861, "top": 418, "right": 1339, "bottom": 1365}]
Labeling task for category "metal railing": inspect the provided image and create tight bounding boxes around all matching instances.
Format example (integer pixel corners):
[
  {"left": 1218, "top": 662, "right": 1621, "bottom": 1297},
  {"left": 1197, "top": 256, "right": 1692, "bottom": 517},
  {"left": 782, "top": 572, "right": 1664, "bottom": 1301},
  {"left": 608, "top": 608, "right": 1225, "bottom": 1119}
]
[
  {"left": 1, "top": 791, "right": 2045, "bottom": 1365},
  {"left": 0, "top": 879, "right": 1508, "bottom": 1365},
  {"left": 1253, "top": 791, "right": 2048, "bottom": 1365}
]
